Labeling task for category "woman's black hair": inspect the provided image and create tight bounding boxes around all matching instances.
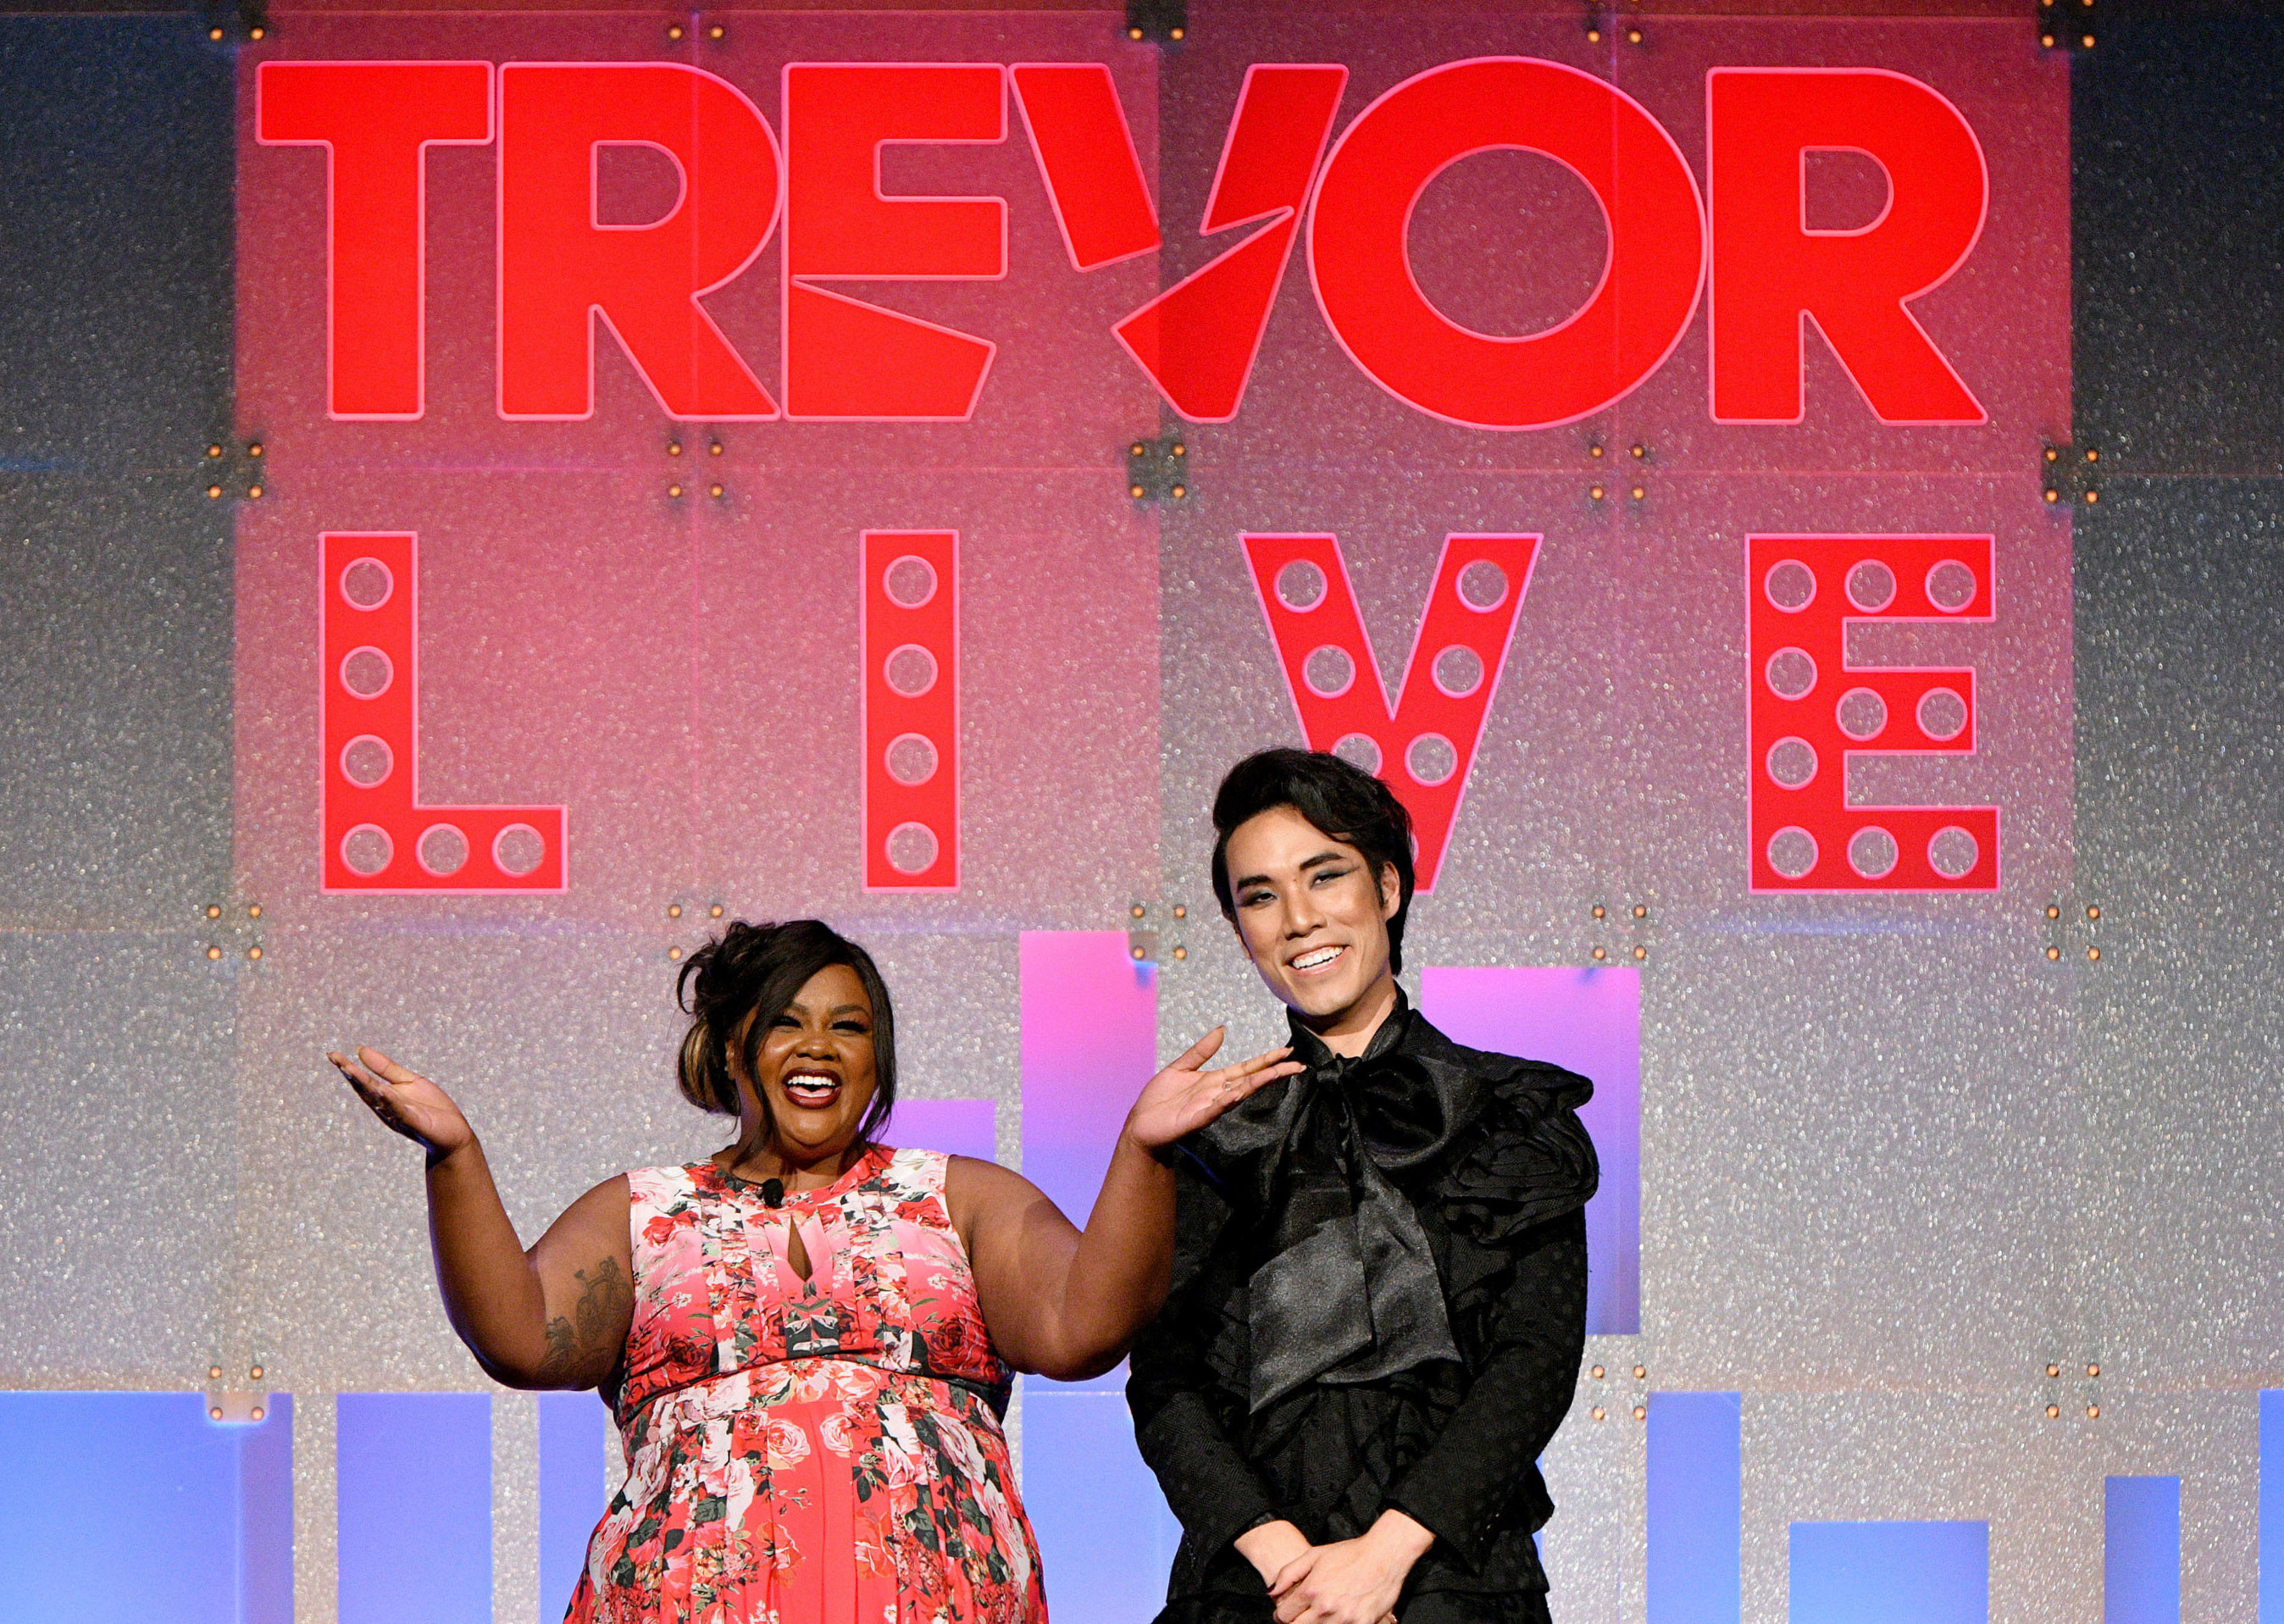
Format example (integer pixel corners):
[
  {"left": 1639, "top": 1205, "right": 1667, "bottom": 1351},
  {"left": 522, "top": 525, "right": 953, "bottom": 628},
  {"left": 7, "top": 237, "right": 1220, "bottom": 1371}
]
[
  {"left": 674, "top": 919, "right": 897, "bottom": 1148},
  {"left": 1208, "top": 748, "right": 1417, "bottom": 974}
]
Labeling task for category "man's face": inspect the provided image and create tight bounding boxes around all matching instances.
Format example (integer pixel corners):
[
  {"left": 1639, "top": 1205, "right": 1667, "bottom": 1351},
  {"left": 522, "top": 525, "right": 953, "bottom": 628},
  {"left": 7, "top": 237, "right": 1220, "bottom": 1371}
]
[{"left": 1222, "top": 805, "right": 1400, "bottom": 1023}]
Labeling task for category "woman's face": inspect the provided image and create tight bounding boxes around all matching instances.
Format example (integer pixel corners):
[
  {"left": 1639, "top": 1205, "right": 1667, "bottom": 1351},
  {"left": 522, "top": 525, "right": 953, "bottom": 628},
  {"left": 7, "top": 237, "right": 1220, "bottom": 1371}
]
[
  {"left": 740, "top": 963, "right": 879, "bottom": 1164},
  {"left": 1223, "top": 804, "right": 1400, "bottom": 1023}
]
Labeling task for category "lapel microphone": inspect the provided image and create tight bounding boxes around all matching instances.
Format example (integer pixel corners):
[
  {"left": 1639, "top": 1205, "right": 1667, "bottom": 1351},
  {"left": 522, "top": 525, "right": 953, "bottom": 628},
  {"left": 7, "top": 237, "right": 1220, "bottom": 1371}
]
[{"left": 761, "top": 1178, "right": 785, "bottom": 1209}]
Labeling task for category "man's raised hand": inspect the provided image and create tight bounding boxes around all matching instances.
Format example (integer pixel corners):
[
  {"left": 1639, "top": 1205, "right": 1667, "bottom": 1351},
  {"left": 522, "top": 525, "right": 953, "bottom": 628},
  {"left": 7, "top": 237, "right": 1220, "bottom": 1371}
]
[{"left": 1124, "top": 1027, "right": 1305, "bottom": 1152}]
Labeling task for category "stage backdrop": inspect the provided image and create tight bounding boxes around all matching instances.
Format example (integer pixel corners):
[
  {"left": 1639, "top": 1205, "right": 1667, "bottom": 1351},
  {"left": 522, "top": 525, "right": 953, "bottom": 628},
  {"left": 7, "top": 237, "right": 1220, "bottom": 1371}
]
[{"left": 6, "top": 4, "right": 2281, "bottom": 1623}]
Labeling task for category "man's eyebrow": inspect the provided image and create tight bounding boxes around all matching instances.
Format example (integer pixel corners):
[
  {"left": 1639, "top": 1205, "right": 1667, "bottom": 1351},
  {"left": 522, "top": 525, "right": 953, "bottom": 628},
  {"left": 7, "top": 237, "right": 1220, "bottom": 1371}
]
[{"left": 1233, "top": 851, "right": 1347, "bottom": 891}]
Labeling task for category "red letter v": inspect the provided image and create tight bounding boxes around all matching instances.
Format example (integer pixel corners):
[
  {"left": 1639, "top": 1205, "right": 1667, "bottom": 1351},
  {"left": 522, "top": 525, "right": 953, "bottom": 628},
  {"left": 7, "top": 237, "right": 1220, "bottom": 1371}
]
[
  {"left": 1115, "top": 66, "right": 1346, "bottom": 423},
  {"left": 1244, "top": 532, "right": 1538, "bottom": 893}
]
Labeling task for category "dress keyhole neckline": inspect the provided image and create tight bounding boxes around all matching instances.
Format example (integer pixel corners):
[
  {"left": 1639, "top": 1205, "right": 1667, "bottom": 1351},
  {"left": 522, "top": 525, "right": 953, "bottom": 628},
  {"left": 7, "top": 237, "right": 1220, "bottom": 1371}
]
[{"left": 782, "top": 1217, "right": 816, "bottom": 1286}]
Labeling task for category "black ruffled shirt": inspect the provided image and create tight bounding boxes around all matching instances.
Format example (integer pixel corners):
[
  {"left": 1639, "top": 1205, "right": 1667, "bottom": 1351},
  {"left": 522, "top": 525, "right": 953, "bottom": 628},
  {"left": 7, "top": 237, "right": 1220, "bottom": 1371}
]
[{"left": 1127, "top": 995, "right": 1598, "bottom": 1623}]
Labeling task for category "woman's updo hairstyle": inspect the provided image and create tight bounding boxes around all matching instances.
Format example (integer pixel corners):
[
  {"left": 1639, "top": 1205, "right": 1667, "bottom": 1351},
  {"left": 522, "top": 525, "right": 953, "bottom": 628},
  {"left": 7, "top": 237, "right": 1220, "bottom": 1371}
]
[{"left": 674, "top": 918, "right": 898, "bottom": 1145}]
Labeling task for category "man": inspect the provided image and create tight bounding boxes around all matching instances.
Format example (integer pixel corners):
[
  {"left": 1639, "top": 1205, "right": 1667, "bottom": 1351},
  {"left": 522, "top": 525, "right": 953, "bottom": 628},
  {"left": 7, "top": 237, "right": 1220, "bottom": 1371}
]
[{"left": 1129, "top": 748, "right": 1599, "bottom": 1624}]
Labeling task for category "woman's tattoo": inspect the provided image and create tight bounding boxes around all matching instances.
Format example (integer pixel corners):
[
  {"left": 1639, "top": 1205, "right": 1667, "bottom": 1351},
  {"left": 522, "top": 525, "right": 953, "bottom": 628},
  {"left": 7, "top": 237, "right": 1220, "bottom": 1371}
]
[{"left": 537, "top": 1256, "right": 629, "bottom": 1383}]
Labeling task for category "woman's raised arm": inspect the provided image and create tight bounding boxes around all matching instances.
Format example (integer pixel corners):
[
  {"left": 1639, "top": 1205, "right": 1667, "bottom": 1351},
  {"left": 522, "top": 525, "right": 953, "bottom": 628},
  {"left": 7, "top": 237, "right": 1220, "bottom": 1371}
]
[
  {"left": 330, "top": 1045, "right": 633, "bottom": 1390},
  {"left": 951, "top": 1029, "right": 1300, "bottom": 1383}
]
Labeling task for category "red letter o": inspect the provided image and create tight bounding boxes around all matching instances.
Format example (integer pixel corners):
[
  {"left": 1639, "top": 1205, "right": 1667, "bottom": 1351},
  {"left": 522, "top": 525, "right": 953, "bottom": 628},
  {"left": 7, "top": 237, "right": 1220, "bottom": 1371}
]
[{"left": 1308, "top": 57, "right": 1704, "bottom": 430}]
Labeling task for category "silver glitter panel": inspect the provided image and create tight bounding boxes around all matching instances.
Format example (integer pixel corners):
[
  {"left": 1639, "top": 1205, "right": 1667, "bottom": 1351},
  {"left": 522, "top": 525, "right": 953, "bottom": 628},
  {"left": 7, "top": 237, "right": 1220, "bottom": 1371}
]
[
  {"left": 2076, "top": 480, "right": 2284, "bottom": 1380},
  {"left": 1150, "top": 8, "right": 1602, "bottom": 479},
  {"left": 231, "top": 418, "right": 1159, "bottom": 945},
  {"left": 1150, "top": 10, "right": 2066, "bottom": 482},
  {"left": 2074, "top": 481, "right": 2284, "bottom": 921},
  {"left": 1605, "top": 15, "right": 2069, "bottom": 482},
  {"left": 0, "top": 19, "right": 233, "bottom": 474},
  {"left": 1637, "top": 924, "right": 2078, "bottom": 1393},
  {"left": 1595, "top": 475, "right": 2073, "bottom": 914},
  {"left": 1734, "top": 1387, "right": 2254, "bottom": 1624},
  {"left": 1150, "top": 924, "right": 1301, "bottom": 1081},
  {"left": 856, "top": 929, "right": 1023, "bottom": 1169},
  {"left": 496, "top": 1390, "right": 541, "bottom": 1624},
  {"left": 1740, "top": 1392, "right": 2094, "bottom": 1624},
  {"left": 2081, "top": 933, "right": 2284, "bottom": 1382},
  {"left": 235, "top": 463, "right": 1159, "bottom": 934},
  {"left": 1538, "top": 1356, "right": 1647, "bottom": 1624},
  {"left": 2077, "top": 1391, "right": 2260, "bottom": 1624},
  {"left": 0, "top": 476, "right": 233, "bottom": 928},
  {"left": 2074, "top": 14, "right": 2284, "bottom": 478},
  {"left": 230, "top": 920, "right": 702, "bottom": 1393},
  {"left": 293, "top": 1393, "right": 339, "bottom": 1624},
  {"left": 0, "top": 928, "right": 238, "bottom": 1384}
]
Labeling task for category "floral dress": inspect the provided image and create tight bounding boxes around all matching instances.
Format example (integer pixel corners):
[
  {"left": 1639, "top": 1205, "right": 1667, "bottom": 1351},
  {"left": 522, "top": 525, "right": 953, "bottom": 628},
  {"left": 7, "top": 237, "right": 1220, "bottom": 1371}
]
[{"left": 566, "top": 1145, "right": 1048, "bottom": 1624}]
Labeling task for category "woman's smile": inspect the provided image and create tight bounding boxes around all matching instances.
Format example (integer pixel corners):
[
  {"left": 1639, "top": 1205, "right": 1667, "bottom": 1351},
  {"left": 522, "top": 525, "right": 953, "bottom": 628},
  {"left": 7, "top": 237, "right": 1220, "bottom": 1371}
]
[{"left": 780, "top": 1068, "right": 844, "bottom": 1111}]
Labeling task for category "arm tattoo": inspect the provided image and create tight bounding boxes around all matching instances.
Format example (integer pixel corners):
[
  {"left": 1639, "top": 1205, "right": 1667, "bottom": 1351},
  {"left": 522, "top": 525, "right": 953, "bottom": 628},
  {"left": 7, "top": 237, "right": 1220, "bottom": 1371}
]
[{"left": 536, "top": 1256, "right": 629, "bottom": 1386}]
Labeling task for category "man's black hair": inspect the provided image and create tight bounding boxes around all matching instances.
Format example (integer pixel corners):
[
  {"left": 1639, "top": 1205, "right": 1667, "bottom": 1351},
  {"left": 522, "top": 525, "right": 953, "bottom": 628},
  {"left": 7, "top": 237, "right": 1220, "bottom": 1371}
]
[{"left": 1209, "top": 748, "right": 1416, "bottom": 974}]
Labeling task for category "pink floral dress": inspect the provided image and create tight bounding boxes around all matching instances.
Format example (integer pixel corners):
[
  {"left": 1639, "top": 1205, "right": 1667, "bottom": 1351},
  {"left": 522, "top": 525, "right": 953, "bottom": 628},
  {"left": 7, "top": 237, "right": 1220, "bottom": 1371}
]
[{"left": 566, "top": 1145, "right": 1048, "bottom": 1624}]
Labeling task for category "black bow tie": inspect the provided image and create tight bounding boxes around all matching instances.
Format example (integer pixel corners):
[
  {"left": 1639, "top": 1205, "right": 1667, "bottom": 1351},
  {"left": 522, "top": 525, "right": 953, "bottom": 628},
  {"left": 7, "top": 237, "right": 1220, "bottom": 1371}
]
[{"left": 1191, "top": 1001, "right": 1478, "bottom": 1411}]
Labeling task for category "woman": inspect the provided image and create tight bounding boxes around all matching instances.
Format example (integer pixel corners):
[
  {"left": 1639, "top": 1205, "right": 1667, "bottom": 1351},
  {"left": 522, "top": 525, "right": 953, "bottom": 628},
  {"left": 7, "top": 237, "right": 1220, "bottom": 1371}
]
[
  {"left": 330, "top": 917, "right": 1301, "bottom": 1624},
  {"left": 1128, "top": 751, "right": 1599, "bottom": 1624}
]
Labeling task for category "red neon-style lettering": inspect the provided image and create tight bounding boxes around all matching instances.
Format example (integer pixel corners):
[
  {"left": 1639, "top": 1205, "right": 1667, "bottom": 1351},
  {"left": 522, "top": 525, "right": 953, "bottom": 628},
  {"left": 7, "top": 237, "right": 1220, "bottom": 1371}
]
[
  {"left": 1011, "top": 63, "right": 1158, "bottom": 271},
  {"left": 1747, "top": 535, "right": 1997, "bottom": 891},
  {"left": 1309, "top": 57, "right": 1704, "bottom": 430},
  {"left": 1708, "top": 69, "right": 1987, "bottom": 424},
  {"left": 1115, "top": 65, "right": 1347, "bottom": 423},
  {"left": 1244, "top": 533, "right": 1538, "bottom": 892},
  {"left": 863, "top": 532, "right": 960, "bottom": 890},
  {"left": 784, "top": 64, "right": 1007, "bottom": 421},
  {"left": 321, "top": 533, "right": 566, "bottom": 893},
  {"left": 255, "top": 61, "right": 492, "bottom": 421},
  {"left": 496, "top": 64, "right": 779, "bottom": 421}
]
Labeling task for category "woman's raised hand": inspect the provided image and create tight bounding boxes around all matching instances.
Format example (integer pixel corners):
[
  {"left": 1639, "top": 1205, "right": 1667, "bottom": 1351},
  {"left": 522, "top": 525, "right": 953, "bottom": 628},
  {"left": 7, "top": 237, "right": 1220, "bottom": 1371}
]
[
  {"left": 1124, "top": 1027, "right": 1305, "bottom": 1153},
  {"left": 329, "top": 1045, "right": 476, "bottom": 1164}
]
